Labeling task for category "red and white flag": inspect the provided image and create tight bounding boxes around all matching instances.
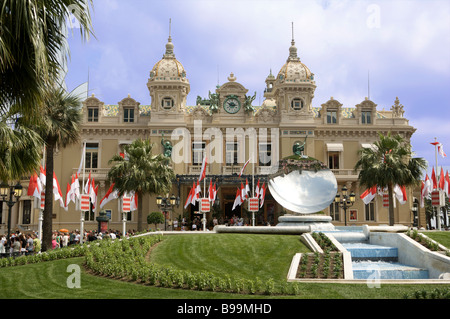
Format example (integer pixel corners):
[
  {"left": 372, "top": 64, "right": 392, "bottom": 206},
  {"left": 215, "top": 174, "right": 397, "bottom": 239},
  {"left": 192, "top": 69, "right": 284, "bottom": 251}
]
[
  {"left": 438, "top": 167, "right": 445, "bottom": 190},
  {"left": 212, "top": 183, "right": 217, "bottom": 202},
  {"left": 431, "top": 141, "right": 447, "bottom": 158},
  {"left": 39, "top": 165, "right": 46, "bottom": 186},
  {"left": 90, "top": 183, "right": 99, "bottom": 212},
  {"left": 199, "top": 156, "right": 208, "bottom": 182},
  {"left": 438, "top": 143, "right": 447, "bottom": 158},
  {"left": 421, "top": 174, "right": 432, "bottom": 207},
  {"left": 254, "top": 179, "right": 261, "bottom": 198},
  {"left": 259, "top": 182, "right": 267, "bottom": 208},
  {"left": 194, "top": 180, "right": 201, "bottom": 203},
  {"left": 208, "top": 180, "right": 214, "bottom": 202},
  {"left": 393, "top": 185, "right": 407, "bottom": 205},
  {"left": 360, "top": 186, "right": 377, "bottom": 205},
  {"left": 444, "top": 171, "right": 449, "bottom": 197},
  {"left": 99, "top": 183, "right": 119, "bottom": 209},
  {"left": 52, "top": 172, "right": 65, "bottom": 209},
  {"left": 84, "top": 172, "right": 91, "bottom": 194},
  {"left": 424, "top": 174, "right": 431, "bottom": 197},
  {"left": 27, "top": 173, "right": 42, "bottom": 199},
  {"left": 184, "top": 183, "right": 195, "bottom": 209},
  {"left": 240, "top": 182, "right": 246, "bottom": 203},
  {"left": 63, "top": 182, "right": 71, "bottom": 211},
  {"left": 239, "top": 158, "right": 250, "bottom": 177},
  {"left": 130, "top": 192, "right": 138, "bottom": 211},
  {"left": 232, "top": 188, "right": 241, "bottom": 210},
  {"left": 431, "top": 167, "right": 438, "bottom": 190},
  {"left": 71, "top": 173, "right": 80, "bottom": 201}
]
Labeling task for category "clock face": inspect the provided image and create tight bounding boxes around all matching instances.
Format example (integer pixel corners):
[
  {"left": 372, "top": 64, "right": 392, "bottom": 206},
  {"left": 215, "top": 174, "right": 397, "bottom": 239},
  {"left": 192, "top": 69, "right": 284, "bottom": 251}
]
[{"left": 223, "top": 97, "right": 241, "bottom": 114}]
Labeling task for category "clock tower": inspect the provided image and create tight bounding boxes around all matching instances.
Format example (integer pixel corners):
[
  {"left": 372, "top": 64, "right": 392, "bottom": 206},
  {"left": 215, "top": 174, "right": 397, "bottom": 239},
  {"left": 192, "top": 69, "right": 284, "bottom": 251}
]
[
  {"left": 272, "top": 30, "right": 316, "bottom": 124},
  {"left": 215, "top": 72, "right": 249, "bottom": 117}
]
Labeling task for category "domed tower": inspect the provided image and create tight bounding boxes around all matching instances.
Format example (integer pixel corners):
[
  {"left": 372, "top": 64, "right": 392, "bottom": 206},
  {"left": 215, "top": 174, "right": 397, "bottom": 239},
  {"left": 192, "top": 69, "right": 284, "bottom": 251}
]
[
  {"left": 147, "top": 25, "right": 190, "bottom": 123},
  {"left": 272, "top": 27, "right": 316, "bottom": 123}
]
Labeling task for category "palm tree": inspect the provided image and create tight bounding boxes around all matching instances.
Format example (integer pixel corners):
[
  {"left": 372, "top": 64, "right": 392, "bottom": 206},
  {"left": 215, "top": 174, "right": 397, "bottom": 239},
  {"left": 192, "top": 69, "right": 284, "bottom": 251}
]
[
  {"left": 355, "top": 132, "right": 427, "bottom": 226},
  {"left": 0, "top": 119, "right": 43, "bottom": 182},
  {"left": 0, "top": 0, "right": 94, "bottom": 116},
  {"left": 108, "top": 139, "right": 176, "bottom": 232},
  {"left": 38, "top": 85, "right": 82, "bottom": 251}
]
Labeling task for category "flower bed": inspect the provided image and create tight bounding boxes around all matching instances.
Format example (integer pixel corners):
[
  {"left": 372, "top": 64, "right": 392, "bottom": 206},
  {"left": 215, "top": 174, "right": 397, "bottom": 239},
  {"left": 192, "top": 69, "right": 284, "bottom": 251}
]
[{"left": 296, "top": 232, "right": 344, "bottom": 279}]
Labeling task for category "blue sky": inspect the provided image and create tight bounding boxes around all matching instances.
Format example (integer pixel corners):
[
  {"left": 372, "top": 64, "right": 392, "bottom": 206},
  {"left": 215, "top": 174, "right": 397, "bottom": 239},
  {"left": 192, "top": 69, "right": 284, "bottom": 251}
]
[{"left": 64, "top": 0, "right": 450, "bottom": 174}]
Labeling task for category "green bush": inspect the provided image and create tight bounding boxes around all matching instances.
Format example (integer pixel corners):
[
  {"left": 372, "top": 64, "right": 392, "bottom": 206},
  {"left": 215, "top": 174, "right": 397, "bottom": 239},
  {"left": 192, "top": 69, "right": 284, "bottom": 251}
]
[{"left": 147, "top": 211, "right": 165, "bottom": 229}]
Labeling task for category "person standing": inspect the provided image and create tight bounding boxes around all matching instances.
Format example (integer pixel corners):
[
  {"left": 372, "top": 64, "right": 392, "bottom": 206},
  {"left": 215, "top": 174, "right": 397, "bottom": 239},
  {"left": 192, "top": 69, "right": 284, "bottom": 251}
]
[{"left": 26, "top": 234, "right": 34, "bottom": 254}]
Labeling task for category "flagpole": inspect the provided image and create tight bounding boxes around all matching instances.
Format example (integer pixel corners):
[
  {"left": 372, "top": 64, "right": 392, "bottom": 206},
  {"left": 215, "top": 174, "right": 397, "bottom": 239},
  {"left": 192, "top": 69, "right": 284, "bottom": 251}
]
[
  {"left": 434, "top": 137, "right": 441, "bottom": 230},
  {"left": 80, "top": 141, "right": 86, "bottom": 243},
  {"left": 252, "top": 153, "right": 255, "bottom": 227},
  {"left": 38, "top": 145, "right": 46, "bottom": 244}
]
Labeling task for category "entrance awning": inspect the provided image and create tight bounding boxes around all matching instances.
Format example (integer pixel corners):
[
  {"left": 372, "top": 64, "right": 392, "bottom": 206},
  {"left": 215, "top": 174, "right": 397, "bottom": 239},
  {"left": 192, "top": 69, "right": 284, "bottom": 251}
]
[{"left": 326, "top": 143, "right": 344, "bottom": 152}]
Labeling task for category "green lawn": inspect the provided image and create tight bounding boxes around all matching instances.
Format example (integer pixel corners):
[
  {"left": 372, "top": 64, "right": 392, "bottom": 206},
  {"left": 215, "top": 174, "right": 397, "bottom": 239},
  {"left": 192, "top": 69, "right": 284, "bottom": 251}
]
[
  {"left": 149, "top": 233, "right": 308, "bottom": 284},
  {"left": 421, "top": 231, "right": 450, "bottom": 249},
  {"left": 0, "top": 233, "right": 449, "bottom": 300}
]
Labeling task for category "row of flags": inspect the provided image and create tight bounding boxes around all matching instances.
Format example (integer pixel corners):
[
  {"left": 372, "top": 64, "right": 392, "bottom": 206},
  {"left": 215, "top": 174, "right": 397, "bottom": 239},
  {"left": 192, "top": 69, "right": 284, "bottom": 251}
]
[
  {"left": 184, "top": 179, "right": 217, "bottom": 209},
  {"left": 420, "top": 167, "right": 450, "bottom": 207},
  {"left": 360, "top": 184, "right": 407, "bottom": 206},
  {"left": 232, "top": 178, "right": 267, "bottom": 211},
  {"left": 184, "top": 156, "right": 267, "bottom": 212},
  {"left": 27, "top": 166, "right": 137, "bottom": 213},
  {"left": 27, "top": 166, "right": 68, "bottom": 211}
]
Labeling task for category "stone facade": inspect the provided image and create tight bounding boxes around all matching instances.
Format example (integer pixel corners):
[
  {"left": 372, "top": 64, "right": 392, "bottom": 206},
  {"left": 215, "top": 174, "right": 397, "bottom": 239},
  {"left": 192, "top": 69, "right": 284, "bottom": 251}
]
[{"left": 2, "top": 32, "right": 422, "bottom": 234}]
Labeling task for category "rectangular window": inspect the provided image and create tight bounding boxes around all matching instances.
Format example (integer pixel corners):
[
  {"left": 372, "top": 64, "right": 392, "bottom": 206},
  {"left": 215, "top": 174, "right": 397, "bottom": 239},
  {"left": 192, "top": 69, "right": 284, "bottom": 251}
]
[
  {"left": 328, "top": 152, "right": 340, "bottom": 169},
  {"left": 192, "top": 142, "right": 205, "bottom": 165},
  {"left": 365, "top": 201, "right": 375, "bottom": 221},
  {"left": 22, "top": 200, "right": 31, "bottom": 224},
  {"left": 259, "top": 143, "right": 272, "bottom": 166},
  {"left": 362, "top": 111, "right": 372, "bottom": 124},
  {"left": 329, "top": 202, "right": 340, "bottom": 221},
  {"left": 226, "top": 142, "right": 239, "bottom": 166},
  {"left": 124, "top": 108, "right": 134, "bottom": 123},
  {"left": 88, "top": 108, "right": 98, "bottom": 122},
  {"left": 85, "top": 143, "right": 99, "bottom": 169},
  {"left": 327, "top": 110, "right": 337, "bottom": 124}
]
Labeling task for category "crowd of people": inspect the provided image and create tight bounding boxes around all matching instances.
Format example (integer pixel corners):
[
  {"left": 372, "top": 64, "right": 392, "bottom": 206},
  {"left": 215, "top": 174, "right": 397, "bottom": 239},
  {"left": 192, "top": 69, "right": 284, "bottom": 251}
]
[
  {"left": 0, "top": 228, "right": 138, "bottom": 258},
  {"left": 0, "top": 215, "right": 270, "bottom": 257}
]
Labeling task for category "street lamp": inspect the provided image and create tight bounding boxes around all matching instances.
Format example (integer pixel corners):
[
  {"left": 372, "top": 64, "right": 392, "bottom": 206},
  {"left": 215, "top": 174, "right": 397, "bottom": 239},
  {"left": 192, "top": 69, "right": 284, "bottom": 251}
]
[
  {"left": 334, "top": 185, "right": 355, "bottom": 227},
  {"left": 0, "top": 181, "right": 23, "bottom": 255},
  {"left": 411, "top": 204, "right": 418, "bottom": 228},
  {"left": 156, "top": 194, "right": 180, "bottom": 230}
]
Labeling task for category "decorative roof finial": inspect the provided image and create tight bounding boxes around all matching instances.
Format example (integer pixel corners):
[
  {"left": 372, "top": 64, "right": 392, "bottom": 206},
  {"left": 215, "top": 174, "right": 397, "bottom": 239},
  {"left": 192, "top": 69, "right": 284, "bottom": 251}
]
[
  {"left": 164, "top": 18, "right": 175, "bottom": 58},
  {"left": 288, "top": 22, "right": 299, "bottom": 61}
]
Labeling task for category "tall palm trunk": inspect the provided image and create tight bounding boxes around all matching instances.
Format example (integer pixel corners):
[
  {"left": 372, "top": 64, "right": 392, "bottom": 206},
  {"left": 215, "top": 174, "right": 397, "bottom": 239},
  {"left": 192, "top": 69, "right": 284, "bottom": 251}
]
[
  {"left": 42, "top": 140, "right": 55, "bottom": 251},
  {"left": 387, "top": 183, "right": 395, "bottom": 226},
  {"left": 137, "top": 191, "right": 144, "bottom": 232}
]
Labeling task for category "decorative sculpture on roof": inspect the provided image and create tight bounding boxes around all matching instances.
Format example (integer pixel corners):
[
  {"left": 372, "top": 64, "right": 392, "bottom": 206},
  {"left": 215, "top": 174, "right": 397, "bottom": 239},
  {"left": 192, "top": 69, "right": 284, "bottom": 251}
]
[
  {"left": 244, "top": 91, "right": 257, "bottom": 113},
  {"left": 208, "top": 90, "right": 220, "bottom": 113},
  {"left": 391, "top": 97, "right": 405, "bottom": 118}
]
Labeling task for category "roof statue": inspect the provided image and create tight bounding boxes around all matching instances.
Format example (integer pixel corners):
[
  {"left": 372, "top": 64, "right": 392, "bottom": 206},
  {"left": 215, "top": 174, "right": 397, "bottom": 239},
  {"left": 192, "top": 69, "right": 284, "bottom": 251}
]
[{"left": 244, "top": 92, "right": 257, "bottom": 113}]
